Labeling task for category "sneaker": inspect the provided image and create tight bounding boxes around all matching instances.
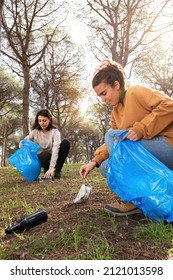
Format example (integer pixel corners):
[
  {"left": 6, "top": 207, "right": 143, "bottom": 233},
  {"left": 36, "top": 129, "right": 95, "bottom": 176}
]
[
  {"left": 54, "top": 171, "right": 61, "bottom": 179},
  {"left": 104, "top": 199, "right": 141, "bottom": 216}
]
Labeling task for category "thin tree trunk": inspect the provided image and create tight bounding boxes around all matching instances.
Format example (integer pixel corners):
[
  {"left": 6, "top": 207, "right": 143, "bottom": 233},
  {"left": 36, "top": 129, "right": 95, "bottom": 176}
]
[
  {"left": 0, "top": 0, "right": 4, "bottom": 49},
  {"left": 22, "top": 64, "right": 30, "bottom": 137},
  {"left": 1, "top": 125, "right": 7, "bottom": 167}
]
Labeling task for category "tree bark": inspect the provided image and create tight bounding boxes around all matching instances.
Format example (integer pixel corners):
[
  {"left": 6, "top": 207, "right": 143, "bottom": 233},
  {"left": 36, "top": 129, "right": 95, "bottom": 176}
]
[
  {"left": 1, "top": 124, "right": 7, "bottom": 167},
  {"left": 22, "top": 63, "right": 30, "bottom": 137}
]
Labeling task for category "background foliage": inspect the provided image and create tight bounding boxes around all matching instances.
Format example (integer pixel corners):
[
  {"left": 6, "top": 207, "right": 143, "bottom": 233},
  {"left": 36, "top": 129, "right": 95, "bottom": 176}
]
[{"left": 0, "top": 0, "right": 173, "bottom": 166}]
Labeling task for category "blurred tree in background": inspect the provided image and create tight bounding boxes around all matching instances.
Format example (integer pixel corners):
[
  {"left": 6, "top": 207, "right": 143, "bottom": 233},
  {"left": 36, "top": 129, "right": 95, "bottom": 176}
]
[{"left": 0, "top": 0, "right": 173, "bottom": 165}]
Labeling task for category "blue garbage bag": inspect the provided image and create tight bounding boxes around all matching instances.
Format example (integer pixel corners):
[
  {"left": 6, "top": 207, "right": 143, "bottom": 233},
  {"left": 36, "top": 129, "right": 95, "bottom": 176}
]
[
  {"left": 8, "top": 139, "right": 41, "bottom": 182},
  {"left": 107, "top": 131, "right": 173, "bottom": 222}
]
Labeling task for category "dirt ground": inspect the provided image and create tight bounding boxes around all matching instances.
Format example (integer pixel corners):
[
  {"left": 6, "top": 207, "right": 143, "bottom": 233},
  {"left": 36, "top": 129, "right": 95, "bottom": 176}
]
[{"left": 0, "top": 166, "right": 173, "bottom": 260}]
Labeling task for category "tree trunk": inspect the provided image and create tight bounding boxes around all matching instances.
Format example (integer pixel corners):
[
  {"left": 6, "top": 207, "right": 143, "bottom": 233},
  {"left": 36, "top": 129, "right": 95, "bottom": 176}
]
[
  {"left": 22, "top": 64, "right": 30, "bottom": 137},
  {"left": 1, "top": 125, "right": 7, "bottom": 167},
  {"left": 0, "top": 0, "right": 4, "bottom": 49}
]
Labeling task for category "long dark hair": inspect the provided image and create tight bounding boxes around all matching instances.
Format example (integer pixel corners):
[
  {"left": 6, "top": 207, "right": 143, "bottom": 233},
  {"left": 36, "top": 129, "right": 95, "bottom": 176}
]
[{"left": 32, "top": 109, "right": 56, "bottom": 131}]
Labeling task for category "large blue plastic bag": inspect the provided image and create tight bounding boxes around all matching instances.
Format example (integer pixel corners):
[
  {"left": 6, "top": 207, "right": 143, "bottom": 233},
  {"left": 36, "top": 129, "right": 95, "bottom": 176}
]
[
  {"left": 8, "top": 139, "right": 41, "bottom": 182},
  {"left": 107, "top": 132, "right": 173, "bottom": 222}
]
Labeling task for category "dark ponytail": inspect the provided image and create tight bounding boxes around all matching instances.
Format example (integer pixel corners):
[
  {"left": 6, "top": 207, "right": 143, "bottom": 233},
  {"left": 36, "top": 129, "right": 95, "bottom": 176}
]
[{"left": 92, "top": 60, "right": 129, "bottom": 103}]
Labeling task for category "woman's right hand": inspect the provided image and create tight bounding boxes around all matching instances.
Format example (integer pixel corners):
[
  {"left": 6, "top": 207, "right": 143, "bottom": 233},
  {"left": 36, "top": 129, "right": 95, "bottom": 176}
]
[
  {"left": 44, "top": 167, "right": 55, "bottom": 178},
  {"left": 79, "top": 161, "right": 97, "bottom": 179}
]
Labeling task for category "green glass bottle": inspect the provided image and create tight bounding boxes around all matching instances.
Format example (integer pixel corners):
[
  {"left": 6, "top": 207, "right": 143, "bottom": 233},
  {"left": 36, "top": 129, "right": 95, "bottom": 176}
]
[{"left": 5, "top": 210, "right": 48, "bottom": 234}]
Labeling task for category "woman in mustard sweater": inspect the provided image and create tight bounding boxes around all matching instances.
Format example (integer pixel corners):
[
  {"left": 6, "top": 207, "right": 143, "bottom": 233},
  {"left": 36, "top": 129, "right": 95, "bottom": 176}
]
[{"left": 79, "top": 59, "right": 173, "bottom": 215}]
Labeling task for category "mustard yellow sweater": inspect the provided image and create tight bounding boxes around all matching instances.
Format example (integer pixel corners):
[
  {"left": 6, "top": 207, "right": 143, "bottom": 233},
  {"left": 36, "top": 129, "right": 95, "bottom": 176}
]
[{"left": 93, "top": 85, "right": 173, "bottom": 165}]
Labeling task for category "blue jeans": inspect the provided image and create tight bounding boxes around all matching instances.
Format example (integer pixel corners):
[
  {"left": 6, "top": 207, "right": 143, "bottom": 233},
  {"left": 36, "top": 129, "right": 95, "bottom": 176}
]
[{"left": 100, "top": 130, "right": 173, "bottom": 177}]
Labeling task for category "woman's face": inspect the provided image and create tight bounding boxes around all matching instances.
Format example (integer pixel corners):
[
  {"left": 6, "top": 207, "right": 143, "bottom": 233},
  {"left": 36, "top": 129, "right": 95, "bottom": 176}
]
[
  {"left": 94, "top": 81, "right": 120, "bottom": 106},
  {"left": 38, "top": 115, "right": 50, "bottom": 131}
]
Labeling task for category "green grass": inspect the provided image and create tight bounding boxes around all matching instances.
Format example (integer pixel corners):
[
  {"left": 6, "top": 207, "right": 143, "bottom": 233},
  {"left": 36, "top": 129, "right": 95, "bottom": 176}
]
[
  {"left": 0, "top": 166, "right": 20, "bottom": 177},
  {"left": 0, "top": 164, "right": 173, "bottom": 260},
  {"left": 134, "top": 220, "right": 173, "bottom": 247}
]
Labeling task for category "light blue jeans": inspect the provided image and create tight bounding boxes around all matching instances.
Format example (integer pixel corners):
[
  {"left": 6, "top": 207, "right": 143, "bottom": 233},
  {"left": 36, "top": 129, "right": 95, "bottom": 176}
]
[{"left": 100, "top": 130, "right": 173, "bottom": 177}]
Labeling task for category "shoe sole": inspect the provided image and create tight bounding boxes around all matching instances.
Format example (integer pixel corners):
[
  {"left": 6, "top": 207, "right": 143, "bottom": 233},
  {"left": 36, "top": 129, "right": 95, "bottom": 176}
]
[{"left": 104, "top": 206, "right": 141, "bottom": 216}]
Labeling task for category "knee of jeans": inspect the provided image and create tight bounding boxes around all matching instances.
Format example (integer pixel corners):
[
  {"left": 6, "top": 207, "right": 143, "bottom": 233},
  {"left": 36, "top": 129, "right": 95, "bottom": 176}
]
[
  {"left": 105, "top": 129, "right": 124, "bottom": 141},
  {"left": 100, "top": 161, "right": 108, "bottom": 178},
  {"left": 104, "top": 130, "right": 111, "bottom": 142},
  {"left": 61, "top": 139, "right": 70, "bottom": 149}
]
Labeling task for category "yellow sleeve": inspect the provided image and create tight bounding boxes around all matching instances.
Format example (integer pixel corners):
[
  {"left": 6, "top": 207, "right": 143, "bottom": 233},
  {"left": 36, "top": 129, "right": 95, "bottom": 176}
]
[
  {"left": 132, "top": 90, "right": 173, "bottom": 139},
  {"left": 92, "top": 143, "right": 109, "bottom": 165}
]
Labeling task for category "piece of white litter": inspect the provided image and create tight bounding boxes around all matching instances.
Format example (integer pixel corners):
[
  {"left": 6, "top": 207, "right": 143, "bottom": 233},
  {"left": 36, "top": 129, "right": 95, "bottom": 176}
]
[{"left": 73, "top": 184, "right": 92, "bottom": 204}]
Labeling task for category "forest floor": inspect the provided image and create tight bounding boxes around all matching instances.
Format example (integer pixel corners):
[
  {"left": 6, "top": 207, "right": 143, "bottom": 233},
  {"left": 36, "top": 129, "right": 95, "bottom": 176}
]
[{"left": 0, "top": 164, "right": 173, "bottom": 260}]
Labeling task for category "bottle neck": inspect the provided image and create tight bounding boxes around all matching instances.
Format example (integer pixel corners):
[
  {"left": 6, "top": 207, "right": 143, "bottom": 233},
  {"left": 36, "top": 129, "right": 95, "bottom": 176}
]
[{"left": 5, "top": 223, "right": 21, "bottom": 234}]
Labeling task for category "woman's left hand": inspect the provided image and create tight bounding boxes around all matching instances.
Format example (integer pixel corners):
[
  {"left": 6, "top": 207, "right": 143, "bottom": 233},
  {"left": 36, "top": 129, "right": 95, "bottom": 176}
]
[
  {"left": 122, "top": 130, "right": 139, "bottom": 141},
  {"left": 44, "top": 167, "right": 55, "bottom": 178}
]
